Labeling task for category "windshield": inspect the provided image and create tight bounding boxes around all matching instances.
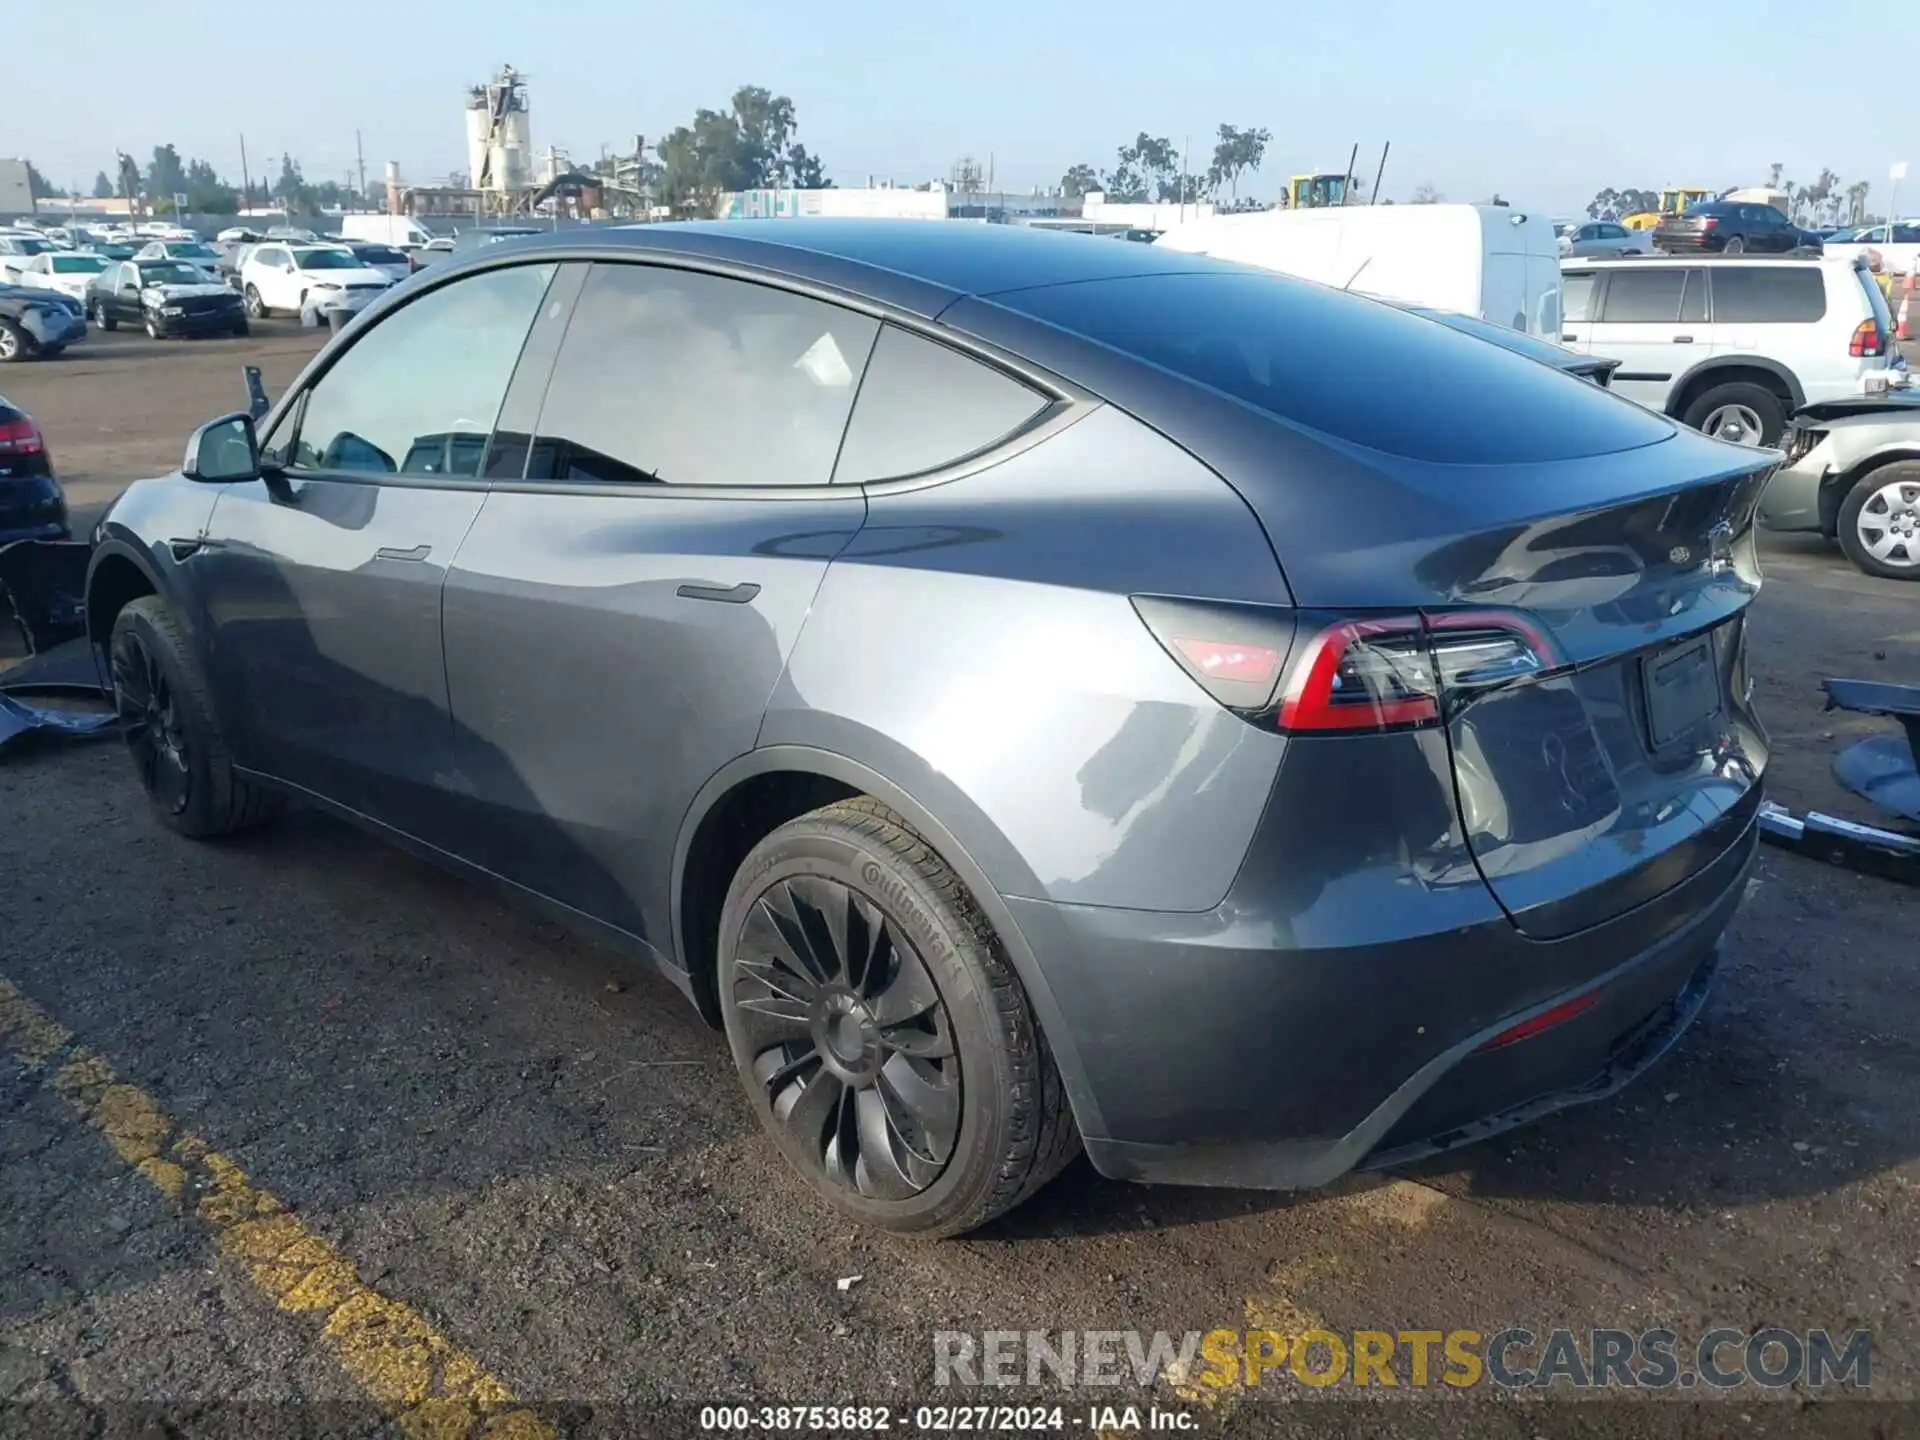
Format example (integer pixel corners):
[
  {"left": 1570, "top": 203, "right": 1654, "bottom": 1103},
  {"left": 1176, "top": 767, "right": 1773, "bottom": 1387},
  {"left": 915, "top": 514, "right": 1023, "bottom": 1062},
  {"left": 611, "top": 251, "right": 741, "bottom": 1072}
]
[
  {"left": 98, "top": 244, "right": 136, "bottom": 259},
  {"left": 52, "top": 256, "right": 108, "bottom": 274},
  {"left": 137, "top": 261, "right": 207, "bottom": 286},
  {"left": 294, "top": 249, "right": 360, "bottom": 271}
]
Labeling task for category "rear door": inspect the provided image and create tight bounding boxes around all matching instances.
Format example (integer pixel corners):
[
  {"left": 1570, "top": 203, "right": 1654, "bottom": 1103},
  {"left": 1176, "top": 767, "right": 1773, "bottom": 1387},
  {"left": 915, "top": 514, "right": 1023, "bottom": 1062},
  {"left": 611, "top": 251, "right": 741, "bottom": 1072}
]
[
  {"left": 438, "top": 259, "right": 881, "bottom": 948},
  {"left": 1585, "top": 263, "right": 1706, "bottom": 408},
  {"left": 1706, "top": 263, "right": 1833, "bottom": 388},
  {"left": 1558, "top": 267, "right": 1599, "bottom": 350}
]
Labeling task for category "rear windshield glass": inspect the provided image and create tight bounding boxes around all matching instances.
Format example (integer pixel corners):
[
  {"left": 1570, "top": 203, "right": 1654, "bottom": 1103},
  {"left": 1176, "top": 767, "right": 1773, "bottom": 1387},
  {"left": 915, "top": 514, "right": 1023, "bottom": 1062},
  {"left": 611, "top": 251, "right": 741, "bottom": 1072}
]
[{"left": 993, "top": 271, "right": 1673, "bottom": 463}]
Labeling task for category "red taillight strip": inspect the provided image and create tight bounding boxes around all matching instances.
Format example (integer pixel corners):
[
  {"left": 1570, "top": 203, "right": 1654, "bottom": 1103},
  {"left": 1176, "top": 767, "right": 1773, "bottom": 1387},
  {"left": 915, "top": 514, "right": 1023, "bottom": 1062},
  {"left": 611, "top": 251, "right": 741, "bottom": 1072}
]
[
  {"left": 1478, "top": 992, "right": 1599, "bottom": 1051},
  {"left": 1276, "top": 616, "right": 1436, "bottom": 733}
]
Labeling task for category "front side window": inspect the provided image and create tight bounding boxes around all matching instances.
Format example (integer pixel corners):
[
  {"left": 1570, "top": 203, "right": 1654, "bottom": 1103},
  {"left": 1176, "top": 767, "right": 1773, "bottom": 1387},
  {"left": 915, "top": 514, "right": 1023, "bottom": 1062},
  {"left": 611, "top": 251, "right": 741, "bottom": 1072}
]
[
  {"left": 527, "top": 263, "right": 878, "bottom": 487},
  {"left": 1599, "top": 268, "right": 1686, "bottom": 323},
  {"left": 286, "top": 263, "right": 555, "bottom": 477},
  {"left": 1561, "top": 271, "right": 1597, "bottom": 323}
]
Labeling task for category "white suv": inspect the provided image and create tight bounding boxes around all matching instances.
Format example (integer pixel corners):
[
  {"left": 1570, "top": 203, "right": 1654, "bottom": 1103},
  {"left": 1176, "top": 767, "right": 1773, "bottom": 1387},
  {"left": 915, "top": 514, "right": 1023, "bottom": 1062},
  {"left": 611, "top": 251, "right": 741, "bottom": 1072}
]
[{"left": 1559, "top": 255, "right": 1904, "bottom": 446}]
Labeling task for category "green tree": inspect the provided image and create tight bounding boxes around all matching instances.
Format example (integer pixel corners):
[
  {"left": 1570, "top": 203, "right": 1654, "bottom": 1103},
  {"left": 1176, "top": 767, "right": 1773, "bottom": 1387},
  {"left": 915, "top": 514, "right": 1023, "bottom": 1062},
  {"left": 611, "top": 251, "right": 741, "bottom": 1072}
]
[
  {"left": 147, "top": 144, "right": 188, "bottom": 205},
  {"left": 1411, "top": 182, "right": 1443, "bottom": 204},
  {"left": 25, "top": 161, "right": 63, "bottom": 199},
  {"left": 1206, "top": 124, "right": 1270, "bottom": 203},
  {"left": 1059, "top": 163, "right": 1098, "bottom": 199},
  {"left": 656, "top": 87, "right": 829, "bottom": 211},
  {"left": 730, "top": 85, "right": 796, "bottom": 186},
  {"left": 1102, "top": 133, "right": 1179, "bottom": 204},
  {"left": 92, "top": 171, "right": 114, "bottom": 199}
]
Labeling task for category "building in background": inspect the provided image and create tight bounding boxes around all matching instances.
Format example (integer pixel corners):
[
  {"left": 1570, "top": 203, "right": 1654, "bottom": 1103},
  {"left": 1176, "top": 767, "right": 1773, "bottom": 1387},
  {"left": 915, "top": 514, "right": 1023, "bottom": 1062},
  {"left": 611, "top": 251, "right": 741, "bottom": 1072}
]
[{"left": 0, "top": 159, "right": 35, "bottom": 218}]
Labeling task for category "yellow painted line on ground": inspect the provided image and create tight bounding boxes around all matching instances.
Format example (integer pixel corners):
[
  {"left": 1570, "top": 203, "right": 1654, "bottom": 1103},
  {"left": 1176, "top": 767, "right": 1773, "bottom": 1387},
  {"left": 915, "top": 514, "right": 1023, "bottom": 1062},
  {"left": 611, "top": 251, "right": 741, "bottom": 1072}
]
[{"left": 0, "top": 976, "right": 552, "bottom": 1440}]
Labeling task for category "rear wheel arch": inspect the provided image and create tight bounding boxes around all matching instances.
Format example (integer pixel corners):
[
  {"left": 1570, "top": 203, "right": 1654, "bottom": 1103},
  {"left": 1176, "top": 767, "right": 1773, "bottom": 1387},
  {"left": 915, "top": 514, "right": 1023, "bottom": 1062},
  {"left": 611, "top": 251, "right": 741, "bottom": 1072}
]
[
  {"left": 672, "top": 746, "right": 1107, "bottom": 1138},
  {"left": 1667, "top": 360, "right": 1801, "bottom": 420},
  {"left": 1822, "top": 448, "right": 1920, "bottom": 536}
]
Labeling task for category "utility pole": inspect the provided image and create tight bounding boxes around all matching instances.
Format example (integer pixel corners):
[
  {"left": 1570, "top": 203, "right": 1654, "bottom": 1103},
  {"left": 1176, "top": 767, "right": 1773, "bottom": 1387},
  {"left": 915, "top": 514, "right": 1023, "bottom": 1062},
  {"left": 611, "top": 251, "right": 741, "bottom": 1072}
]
[
  {"left": 239, "top": 133, "right": 251, "bottom": 213},
  {"left": 355, "top": 129, "right": 366, "bottom": 201},
  {"left": 1181, "top": 134, "right": 1190, "bottom": 222}
]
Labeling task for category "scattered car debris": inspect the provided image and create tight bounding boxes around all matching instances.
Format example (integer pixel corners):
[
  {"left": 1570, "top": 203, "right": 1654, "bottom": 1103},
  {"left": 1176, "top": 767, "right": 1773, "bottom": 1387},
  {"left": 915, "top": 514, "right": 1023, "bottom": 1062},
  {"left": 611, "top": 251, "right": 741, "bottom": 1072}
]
[
  {"left": 835, "top": 1275, "right": 863, "bottom": 1292},
  {"left": 0, "top": 538, "right": 89, "bottom": 654},
  {"left": 1825, "top": 678, "right": 1920, "bottom": 824},
  {"left": 1758, "top": 801, "right": 1920, "bottom": 887},
  {"left": 0, "top": 635, "right": 114, "bottom": 758}
]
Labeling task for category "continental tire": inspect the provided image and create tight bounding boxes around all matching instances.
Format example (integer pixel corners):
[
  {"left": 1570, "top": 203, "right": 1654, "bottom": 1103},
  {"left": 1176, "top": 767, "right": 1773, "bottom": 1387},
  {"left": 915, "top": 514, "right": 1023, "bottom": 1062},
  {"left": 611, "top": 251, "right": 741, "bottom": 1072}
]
[
  {"left": 718, "top": 796, "right": 1079, "bottom": 1237},
  {"left": 109, "top": 596, "right": 283, "bottom": 838}
]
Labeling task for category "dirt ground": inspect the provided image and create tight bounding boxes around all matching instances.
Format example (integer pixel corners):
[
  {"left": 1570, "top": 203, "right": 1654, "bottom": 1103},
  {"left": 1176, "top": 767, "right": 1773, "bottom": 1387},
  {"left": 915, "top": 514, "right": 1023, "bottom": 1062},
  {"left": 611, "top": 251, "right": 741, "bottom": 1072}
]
[{"left": 2, "top": 328, "right": 1919, "bottom": 1437}]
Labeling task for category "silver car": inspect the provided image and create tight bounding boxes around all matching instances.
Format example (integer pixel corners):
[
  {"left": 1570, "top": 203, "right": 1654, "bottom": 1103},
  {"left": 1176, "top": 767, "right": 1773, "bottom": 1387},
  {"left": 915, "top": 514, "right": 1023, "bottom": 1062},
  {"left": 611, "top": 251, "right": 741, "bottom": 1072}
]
[
  {"left": 1760, "top": 395, "right": 1920, "bottom": 579},
  {"left": 1558, "top": 221, "right": 1654, "bottom": 258}
]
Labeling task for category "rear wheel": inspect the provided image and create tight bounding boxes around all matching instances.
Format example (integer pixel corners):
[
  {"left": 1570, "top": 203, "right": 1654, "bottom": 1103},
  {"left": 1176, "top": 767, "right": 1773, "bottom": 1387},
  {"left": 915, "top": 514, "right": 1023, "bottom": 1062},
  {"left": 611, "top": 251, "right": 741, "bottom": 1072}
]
[
  {"left": 0, "top": 321, "right": 24, "bottom": 363},
  {"left": 1838, "top": 461, "right": 1920, "bottom": 580},
  {"left": 1682, "top": 380, "right": 1784, "bottom": 447},
  {"left": 717, "top": 797, "right": 1079, "bottom": 1237},
  {"left": 108, "top": 596, "right": 283, "bottom": 838},
  {"left": 143, "top": 313, "right": 162, "bottom": 339},
  {"left": 244, "top": 285, "right": 266, "bottom": 319},
  {"left": 1723, "top": 235, "right": 1747, "bottom": 256}
]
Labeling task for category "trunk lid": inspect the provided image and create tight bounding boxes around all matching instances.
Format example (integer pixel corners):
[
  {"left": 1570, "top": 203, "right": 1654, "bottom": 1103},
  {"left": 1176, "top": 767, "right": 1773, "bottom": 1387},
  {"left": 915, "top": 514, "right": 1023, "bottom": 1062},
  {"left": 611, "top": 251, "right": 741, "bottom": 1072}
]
[{"left": 1267, "top": 430, "right": 1776, "bottom": 938}]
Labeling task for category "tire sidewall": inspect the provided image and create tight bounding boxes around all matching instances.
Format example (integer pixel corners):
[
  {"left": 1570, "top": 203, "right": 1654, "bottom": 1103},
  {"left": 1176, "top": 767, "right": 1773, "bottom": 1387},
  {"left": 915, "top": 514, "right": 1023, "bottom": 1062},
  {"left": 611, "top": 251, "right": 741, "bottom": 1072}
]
[
  {"left": 1683, "top": 381, "right": 1785, "bottom": 446},
  {"left": 1838, "top": 462, "right": 1920, "bottom": 580},
  {"left": 717, "top": 824, "right": 1021, "bottom": 1233},
  {"left": 0, "top": 321, "right": 22, "bottom": 362},
  {"left": 110, "top": 600, "right": 226, "bottom": 835}
]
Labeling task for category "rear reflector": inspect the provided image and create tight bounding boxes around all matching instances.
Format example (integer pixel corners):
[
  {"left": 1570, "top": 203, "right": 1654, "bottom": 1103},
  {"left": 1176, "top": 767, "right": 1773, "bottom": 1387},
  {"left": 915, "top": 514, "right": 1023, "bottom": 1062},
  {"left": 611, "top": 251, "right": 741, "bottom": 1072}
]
[
  {"left": 0, "top": 418, "right": 44, "bottom": 455},
  {"left": 1130, "top": 596, "right": 1298, "bottom": 713},
  {"left": 1479, "top": 992, "right": 1599, "bottom": 1050}
]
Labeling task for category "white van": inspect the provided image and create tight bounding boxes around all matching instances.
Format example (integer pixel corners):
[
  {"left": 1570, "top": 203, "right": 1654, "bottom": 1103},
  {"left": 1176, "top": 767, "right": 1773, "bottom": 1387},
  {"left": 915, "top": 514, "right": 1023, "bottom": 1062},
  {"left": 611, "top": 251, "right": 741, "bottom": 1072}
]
[
  {"left": 1154, "top": 203, "right": 1564, "bottom": 338},
  {"left": 338, "top": 214, "right": 437, "bottom": 250}
]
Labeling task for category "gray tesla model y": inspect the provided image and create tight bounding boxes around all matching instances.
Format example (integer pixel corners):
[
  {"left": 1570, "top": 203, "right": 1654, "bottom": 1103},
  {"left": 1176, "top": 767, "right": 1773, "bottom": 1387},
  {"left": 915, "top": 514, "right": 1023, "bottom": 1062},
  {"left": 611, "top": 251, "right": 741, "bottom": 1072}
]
[{"left": 86, "top": 221, "right": 1772, "bottom": 1235}]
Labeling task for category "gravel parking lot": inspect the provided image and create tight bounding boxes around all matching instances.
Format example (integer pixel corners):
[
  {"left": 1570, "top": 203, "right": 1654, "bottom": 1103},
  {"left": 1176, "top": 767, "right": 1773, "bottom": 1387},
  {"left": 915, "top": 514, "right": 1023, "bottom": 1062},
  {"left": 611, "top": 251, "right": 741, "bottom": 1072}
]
[{"left": 3, "top": 329, "right": 1919, "bottom": 1435}]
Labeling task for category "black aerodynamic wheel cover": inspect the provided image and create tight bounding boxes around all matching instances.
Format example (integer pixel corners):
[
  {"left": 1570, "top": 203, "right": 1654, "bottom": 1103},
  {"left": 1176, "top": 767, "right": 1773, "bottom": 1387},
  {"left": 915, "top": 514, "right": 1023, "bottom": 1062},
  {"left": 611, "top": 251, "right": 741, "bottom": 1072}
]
[
  {"left": 728, "top": 872, "right": 962, "bottom": 1203},
  {"left": 111, "top": 626, "right": 193, "bottom": 817}
]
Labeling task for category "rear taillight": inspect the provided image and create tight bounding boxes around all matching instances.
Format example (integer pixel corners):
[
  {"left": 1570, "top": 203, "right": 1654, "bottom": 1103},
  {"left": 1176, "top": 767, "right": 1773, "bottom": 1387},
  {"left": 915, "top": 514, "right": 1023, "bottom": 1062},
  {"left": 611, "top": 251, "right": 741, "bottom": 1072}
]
[
  {"left": 1850, "top": 319, "right": 1885, "bottom": 357},
  {"left": 0, "top": 418, "right": 44, "bottom": 455},
  {"left": 1277, "top": 609, "right": 1563, "bottom": 735},
  {"left": 1134, "top": 601, "right": 1563, "bottom": 733},
  {"left": 1700, "top": 216, "right": 1719, "bottom": 231}
]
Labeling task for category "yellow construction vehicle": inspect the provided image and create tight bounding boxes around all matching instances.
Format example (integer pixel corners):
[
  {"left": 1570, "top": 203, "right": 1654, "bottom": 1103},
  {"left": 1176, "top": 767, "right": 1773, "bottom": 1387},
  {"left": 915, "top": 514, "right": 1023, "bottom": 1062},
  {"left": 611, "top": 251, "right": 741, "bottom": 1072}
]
[
  {"left": 1623, "top": 187, "right": 1712, "bottom": 231},
  {"left": 1287, "top": 172, "right": 1352, "bottom": 209}
]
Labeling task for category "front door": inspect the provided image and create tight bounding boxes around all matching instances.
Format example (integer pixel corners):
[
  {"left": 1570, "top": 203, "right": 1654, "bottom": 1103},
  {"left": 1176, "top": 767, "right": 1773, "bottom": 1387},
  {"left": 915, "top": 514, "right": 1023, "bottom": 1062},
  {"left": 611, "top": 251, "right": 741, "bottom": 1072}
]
[
  {"left": 191, "top": 260, "right": 560, "bottom": 837},
  {"left": 1584, "top": 264, "right": 1707, "bottom": 410},
  {"left": 110, "top": 263, "right": 144, "bottom": 324},
  {"left": 440, "top": 259, "right": 882, "bottom": 951}
]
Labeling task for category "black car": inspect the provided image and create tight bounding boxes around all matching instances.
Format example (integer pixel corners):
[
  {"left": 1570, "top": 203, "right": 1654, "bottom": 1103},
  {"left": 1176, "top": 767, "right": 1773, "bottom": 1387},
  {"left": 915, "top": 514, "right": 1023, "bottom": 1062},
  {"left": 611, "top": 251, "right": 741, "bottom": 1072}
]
[
  {"left": 86, "top": 223, "right": 1771, "bottom": 1235},
  {"left": 0, "top": 285, "right": 88, "bottom": 363},
  {"left": 1655, "top": 201, "right": 1821, "bottom": 256},
  {"left": 0, "top": 394, "right": 68, "bottom": 544},
  {"left": 84, "top": 259, "right": 249, "bottom": 339}
]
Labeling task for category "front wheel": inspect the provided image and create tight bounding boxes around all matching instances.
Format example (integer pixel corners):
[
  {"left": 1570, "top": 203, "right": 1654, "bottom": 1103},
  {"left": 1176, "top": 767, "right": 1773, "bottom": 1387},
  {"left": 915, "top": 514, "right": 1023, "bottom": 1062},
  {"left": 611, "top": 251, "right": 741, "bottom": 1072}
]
[
  {"left": 717, "top": 797, "right": 1079, "bottom": 1237},
  {"left": 92, "top": 301, "right": 118, "bottom": 331},
  {"left": 0, "top": 321, "right": 24, "bottom": 363},
  {"left": 108, "top": 597, "right": 283, "bottom": 838},
  {"left": 231, "top": 318, "right": 250, "bottom": 338},
  {"left": 143, "top": 313, "right": 162, "bottom": 339},
  {"left": 1838, "top": 461, "right": 1920, "bottom": 580},
  {"left": 1682, "top": 381, "right": 1785, "bottom": 447}
]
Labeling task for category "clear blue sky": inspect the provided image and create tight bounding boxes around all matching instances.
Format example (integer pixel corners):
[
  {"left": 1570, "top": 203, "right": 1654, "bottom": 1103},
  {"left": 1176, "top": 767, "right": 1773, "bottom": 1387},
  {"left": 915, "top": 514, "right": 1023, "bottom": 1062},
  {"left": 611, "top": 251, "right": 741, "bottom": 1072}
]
[{"left": 8, "top": 0, "right": 1906, "bottom": 215}]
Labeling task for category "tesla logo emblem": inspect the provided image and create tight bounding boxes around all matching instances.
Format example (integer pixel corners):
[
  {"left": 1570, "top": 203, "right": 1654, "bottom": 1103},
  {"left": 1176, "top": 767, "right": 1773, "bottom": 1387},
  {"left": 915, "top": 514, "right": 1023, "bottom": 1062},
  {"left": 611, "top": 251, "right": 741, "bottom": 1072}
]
[{"left": 1669, "top": 545, "right": 1691, "bottom": 565}]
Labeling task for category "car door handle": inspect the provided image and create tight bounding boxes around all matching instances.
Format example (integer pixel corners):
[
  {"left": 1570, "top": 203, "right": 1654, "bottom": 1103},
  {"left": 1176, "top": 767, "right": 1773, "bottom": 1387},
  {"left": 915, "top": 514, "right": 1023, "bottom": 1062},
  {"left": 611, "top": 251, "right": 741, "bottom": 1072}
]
[
  {"left": 374, "top": 544, "right": 432, "bottom": 563},
  {"left": 167, "top": 536, "right": 224, "bottom": 561},
  {"left": 1562, "top": 333, "right": 1577, "bottom": 342},
  {"left": 1672, "top": 335, "right": 1694, "bottom": 344},
  {"left": 675, "top": 580, "right": 760, "bottom": 604}
]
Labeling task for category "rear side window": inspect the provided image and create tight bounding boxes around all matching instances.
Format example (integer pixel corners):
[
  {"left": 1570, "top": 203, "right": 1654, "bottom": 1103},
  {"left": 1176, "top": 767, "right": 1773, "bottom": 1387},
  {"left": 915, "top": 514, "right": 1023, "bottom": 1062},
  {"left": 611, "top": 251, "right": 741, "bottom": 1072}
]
[
  {"left": 1709, "top": 268, "right": 1826, "bottom": 323},
  {"left": 994, "top": 271, "right": 1673, "bottom": 463},
  {"left": 1562, "top": 271, "right": 1598, "bottom": 323},
  {"left": 1600, "top": 268, "right": 1687, "bottom": 322},
  {"left": 833, "top": 326, "right": 1050, "bottom": 483},
  {"left": 527, "top": 262, "right": 878, "bottom": 487}
]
